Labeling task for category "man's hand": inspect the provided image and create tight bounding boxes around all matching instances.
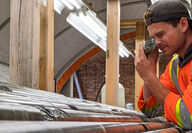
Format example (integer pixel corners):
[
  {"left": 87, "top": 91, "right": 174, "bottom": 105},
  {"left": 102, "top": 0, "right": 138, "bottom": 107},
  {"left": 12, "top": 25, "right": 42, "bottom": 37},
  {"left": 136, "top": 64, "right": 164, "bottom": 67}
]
[
  {"left": 134, "top": 42, "right": 159, "bottom": 82},
  {"left": 135, "top": 42, "right": 170, "bottom": 105}
]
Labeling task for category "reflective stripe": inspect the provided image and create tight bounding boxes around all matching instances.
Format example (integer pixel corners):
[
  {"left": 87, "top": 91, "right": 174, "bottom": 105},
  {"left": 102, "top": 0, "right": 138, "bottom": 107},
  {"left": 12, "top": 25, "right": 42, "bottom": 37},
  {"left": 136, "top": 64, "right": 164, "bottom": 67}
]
[
  {"left": 175, "top": 98, "right": 192, "bottom": 130},
  {"left": 169, "top": 56, "right": 175, "bottom": 84},
  {"left": 180, "top": 99, "right": 192, "bottom": 130},
  {"left": 175, "top": 99, "right": 183, "bottom": 127},
  {"left": 170, "top": 55, "right": 183, "bottom": 96}
]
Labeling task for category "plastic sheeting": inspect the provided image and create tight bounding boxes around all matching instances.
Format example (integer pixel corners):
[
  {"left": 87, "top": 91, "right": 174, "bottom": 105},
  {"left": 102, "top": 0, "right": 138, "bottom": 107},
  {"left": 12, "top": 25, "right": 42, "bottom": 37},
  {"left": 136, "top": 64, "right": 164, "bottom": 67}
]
[{"left": 0, "top": 81, "right": 186, "bottom": 132}]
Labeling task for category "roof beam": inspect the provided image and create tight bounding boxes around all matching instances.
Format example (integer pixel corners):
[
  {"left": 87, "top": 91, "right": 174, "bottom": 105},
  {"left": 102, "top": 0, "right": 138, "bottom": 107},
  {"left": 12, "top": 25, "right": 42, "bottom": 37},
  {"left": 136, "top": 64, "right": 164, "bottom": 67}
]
[
  {"left": 120, "top": 19, "right": 144, "bottom": 28},
  {"left": 120, "top": 31, "right": 136, "bottom": 40}
]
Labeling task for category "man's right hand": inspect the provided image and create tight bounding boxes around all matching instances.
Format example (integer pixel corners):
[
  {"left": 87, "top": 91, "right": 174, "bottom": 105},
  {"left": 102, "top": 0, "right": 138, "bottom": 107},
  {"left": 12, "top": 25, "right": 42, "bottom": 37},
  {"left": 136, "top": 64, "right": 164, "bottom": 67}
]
[{"left": 134, "top": 42, "right": 158, "bottom": 82}]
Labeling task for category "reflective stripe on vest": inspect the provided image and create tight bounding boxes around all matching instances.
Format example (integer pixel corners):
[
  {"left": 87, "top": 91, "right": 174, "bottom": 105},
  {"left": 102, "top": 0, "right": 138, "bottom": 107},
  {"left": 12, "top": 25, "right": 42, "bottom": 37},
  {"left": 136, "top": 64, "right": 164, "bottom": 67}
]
[
  {"left": 170, "top": 54, "right": 192, "bottom": 130},
  {"left": 169, "top": 55, "right": 182, "bottom": 96},
  {"left": 175, "top": 98, "right": 192, "bottom": 129}
]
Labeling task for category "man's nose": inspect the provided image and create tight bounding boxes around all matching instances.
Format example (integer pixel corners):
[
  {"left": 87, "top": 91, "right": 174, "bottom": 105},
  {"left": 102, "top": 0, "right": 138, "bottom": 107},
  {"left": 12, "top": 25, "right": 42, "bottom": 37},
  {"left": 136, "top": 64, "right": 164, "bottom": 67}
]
[{"left": 155, "top": 38, "right": 161, "bottom": 47}]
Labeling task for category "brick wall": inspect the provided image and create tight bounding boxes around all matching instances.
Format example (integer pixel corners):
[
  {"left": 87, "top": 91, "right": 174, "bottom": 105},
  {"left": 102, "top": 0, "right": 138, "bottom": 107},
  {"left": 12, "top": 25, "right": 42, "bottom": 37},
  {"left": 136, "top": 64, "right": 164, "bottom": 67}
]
[{"left": 74, "top": 51, "right": 106, "bottom": 102}]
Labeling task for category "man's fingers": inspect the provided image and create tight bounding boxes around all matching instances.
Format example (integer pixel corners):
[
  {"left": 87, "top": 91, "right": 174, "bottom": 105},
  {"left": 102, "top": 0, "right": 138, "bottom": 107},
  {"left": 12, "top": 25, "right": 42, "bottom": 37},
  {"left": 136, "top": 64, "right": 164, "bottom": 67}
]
[
  {"left": 138, "top": 42, "right": 147, "bottom": 59},
  {"left": 148, "top": 47, "right": 159, "bottom": 63}
]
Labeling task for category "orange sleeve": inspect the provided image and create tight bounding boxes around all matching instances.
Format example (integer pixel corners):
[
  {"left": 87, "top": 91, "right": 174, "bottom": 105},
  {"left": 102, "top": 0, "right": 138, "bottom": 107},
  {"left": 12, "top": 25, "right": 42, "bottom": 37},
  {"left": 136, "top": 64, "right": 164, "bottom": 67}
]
[
  {"left": 164, "top": 92, "right": 180, "bottom": 125},
  {"left": 164, "top": 84, "right": 192, "bottom": 128},
  {"left": 137, "top": 59, "right": 176, "bottom": 117},
  {"left": 138, "top": 86, "right": 163, "bottom": 117},
  {"left": 138, "top": 86, "right": 157, "bottom": 109}
]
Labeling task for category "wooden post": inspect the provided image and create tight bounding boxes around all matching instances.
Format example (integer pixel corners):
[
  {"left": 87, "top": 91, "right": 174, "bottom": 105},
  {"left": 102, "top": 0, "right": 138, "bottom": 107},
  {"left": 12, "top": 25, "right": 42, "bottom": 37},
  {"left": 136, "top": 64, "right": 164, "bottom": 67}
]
[
  {"left": 135, "top": 22, "right": 145, "bottom": 110},
  {"left": 106, "top": 0, "right": 120, "bottom": 106},
  {"left": 10, "top": 0, "right": 54, "bottom": 92},
  {"left": 39, "top": 0, "right": 54, "bottom": 92},
  {"left": 10, "top": 0, "right": 39, "bottom": 88}
]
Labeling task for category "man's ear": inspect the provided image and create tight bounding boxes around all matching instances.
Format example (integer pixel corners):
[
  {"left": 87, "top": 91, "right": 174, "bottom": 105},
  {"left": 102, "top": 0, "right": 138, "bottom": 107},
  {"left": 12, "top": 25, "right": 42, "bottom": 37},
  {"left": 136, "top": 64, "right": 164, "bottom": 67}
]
[{"left": 179, "top": 17, "right": 188, "bottom": 32}]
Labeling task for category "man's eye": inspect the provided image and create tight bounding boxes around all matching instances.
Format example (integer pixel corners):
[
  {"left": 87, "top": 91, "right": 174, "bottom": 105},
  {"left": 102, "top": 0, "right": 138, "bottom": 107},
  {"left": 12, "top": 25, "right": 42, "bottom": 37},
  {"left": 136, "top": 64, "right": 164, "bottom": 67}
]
[{"left": 156, "top": 33, "right": 163, "bottom": 38}]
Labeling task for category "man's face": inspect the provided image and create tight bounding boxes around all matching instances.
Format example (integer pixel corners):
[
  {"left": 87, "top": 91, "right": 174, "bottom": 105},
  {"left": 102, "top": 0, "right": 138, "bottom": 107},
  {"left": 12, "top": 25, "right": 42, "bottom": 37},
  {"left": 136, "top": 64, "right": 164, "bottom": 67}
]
[{"left": 147, "top": 22, "right": 185, "bottom": 57}]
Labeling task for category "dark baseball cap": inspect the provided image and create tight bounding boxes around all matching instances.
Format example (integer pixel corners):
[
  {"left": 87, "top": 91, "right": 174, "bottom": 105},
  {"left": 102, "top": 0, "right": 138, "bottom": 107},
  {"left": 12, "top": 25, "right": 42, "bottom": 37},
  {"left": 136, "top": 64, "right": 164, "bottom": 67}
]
[{"left": 146, "top": 0, "right": 192, "bottom": 30}]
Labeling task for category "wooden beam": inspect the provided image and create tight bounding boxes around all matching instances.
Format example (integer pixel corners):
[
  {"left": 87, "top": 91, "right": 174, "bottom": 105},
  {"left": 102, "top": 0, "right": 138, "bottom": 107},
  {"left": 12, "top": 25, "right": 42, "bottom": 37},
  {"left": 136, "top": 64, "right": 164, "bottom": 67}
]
[
  {"left": 39, "top": 0, "right": 54, "bottom": 92},
  {"left": 10, "top": 0, "right": 54, "bottom": 91},
  {"left": 120, "top": 19, "right": 144, "bottom": 28},
  {"left": 135, "top": 22, "right": 145, "bottom": 111},
  {"left": 32, "top": 1, "right": 41, "bottom": 89},
  {"left": 120, "top": 31, "right": 136, "bottom": 41},
  {"left": 106, "top": 0, "right": 120, "bottom": 106}
]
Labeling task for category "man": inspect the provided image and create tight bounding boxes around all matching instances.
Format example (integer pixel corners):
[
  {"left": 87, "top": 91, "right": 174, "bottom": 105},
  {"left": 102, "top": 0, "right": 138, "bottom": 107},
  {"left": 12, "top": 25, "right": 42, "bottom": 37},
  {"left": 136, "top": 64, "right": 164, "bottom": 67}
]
[{"left": 135, "top": 0, "right": 192, "bottom": 130}]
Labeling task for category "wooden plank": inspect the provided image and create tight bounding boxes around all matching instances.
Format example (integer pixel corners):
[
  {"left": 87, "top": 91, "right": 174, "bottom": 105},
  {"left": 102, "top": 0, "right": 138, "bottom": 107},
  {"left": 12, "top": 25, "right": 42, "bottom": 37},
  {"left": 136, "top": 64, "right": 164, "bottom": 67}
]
[
  {"left": 39, "top": 0, "right": 54, "bottom": 92},
  {"left": 120, "top": 31, "right": 136, "bottom": 41},
  {"left": 10, "top": 0, "right": 40, "bottom": 88},
  {"left": 135, "top": 22, "right": 145, "bottom": 111},
  {"left": 120, "top": 19, "right": 144, "bottom": 28},
  {"left": 32, "top": 1, "right": 41, "bottom": 89},
  {"left": 106, "top": 0, "right": 120, "bottom": 106}
]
